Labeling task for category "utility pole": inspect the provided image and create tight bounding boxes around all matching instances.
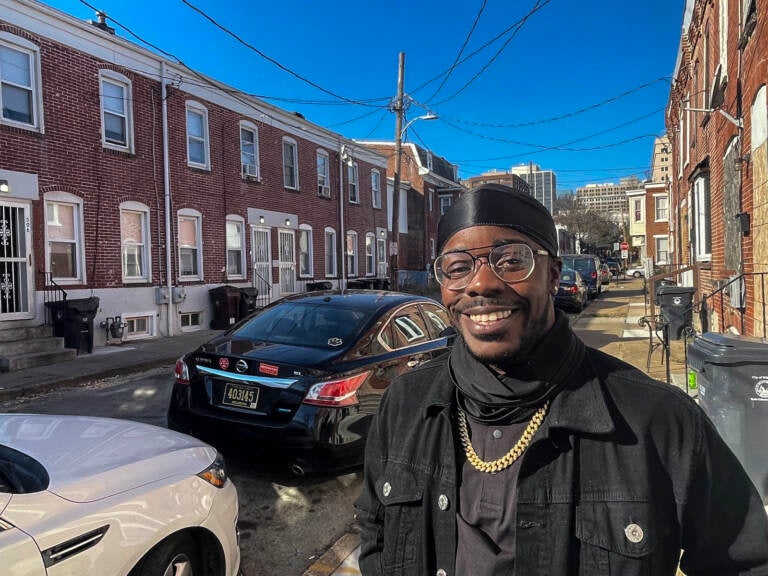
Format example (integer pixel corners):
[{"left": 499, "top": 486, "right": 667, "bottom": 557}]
[{"left": 390, "top": 52, "right": 405, "bottom": 290}]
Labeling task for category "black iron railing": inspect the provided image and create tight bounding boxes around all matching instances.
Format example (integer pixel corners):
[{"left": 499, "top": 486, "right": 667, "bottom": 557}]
[
  {"left": 38, "top": 271, "right": 67, "bottom": 330},
  {"left": 699, "top": 271, "right": 768, "bottom": 337}
]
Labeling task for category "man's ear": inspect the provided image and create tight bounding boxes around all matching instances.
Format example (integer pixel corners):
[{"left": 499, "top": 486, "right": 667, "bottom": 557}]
[{"left": 549, "top": 257, "right": 562, "bottom": 292}]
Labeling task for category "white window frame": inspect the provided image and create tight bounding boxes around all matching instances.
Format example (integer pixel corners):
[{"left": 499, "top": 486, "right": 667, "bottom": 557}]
[
  {"left": 633, "top": 198, "right": 643, "bottom": 222},
  {"left": 365, "top": 232, "right": 375, "bottom": 276},
  {"left": 186, "top": 101, "right": 210, "bottom": 169},
  {"left": 299, "top": 224, "right": 314, "bottom": 278},
  {"left": 684, "top": 94, "right": 690, "bottom": 167},
  {"left": 426, "top": 152, "right": 433, "bottom": 171},
  {"left": 720, "top": 0, "right": 728, "bottom": 72},
  {"left": 346, "top": 230, "right": 358, "bottom": 277},
  {"left": 751, "top": 86, "right": 767, "bottom": 152},
  {"left": 120, "top": 201, "right": 150, "bottom": 283},
  {"left": 324, "top": 227, "right": 337, "bottom": 277},
  {"left": 100, "top": 70, "right": 133, "bottom": 152},
  {"left": 654, "top": 235, "right": 669, "bottom": 265},
  {"left": 317, "top": 149, "right": 330, "bottom": 197},
  {"left": 180, "top": 311, "right": 203, "bottom": 331},
  {"left": 240, "top": 120, "right": 260, "bottom": 180},
  {"left": 123, "top": 311, "right": 155, "bottom": 340},
  {"left": 371, "top": 169, "right": 381, "bottom": 208},
  {"left": 282, "top": 137, "right": 299, "bottom": 189},
  {"left": 429, "top": 190, "right": 434, "bottom": 212},
  {"left": 430, "top": 238, "right": 436, "bottom": 260},
  {"left": 0, "top": 33, "right": 43, "bottom": 132},
  {"left": 693, "top": 174, "right": 712, "bottom": 262},
  {"left": 654, "top": 195, "right": 668, "bottom": 222},
  {"left": 348, "top": 161, "right": 359, "bottom": 203},
  {"left": 439, "top": 195, "right": 452, "bottom": 216},
  {"left": 44, "top": 192, "right": 85, "bottom": 284},
  {"left": 178, "top": 208, "right": 203, "bottom": 280},
  {"left": 226, "top": 215, "right": 246, "bottom": 280}
]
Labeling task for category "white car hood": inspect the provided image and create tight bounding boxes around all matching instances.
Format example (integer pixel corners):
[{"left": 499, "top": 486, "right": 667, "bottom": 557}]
[{"left": 0, "top": 414, "right": 216, "bottom": 502}]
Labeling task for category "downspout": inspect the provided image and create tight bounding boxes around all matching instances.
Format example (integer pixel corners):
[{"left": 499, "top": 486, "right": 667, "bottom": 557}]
[
  {"left": 339, "top": 142, "right": 346, "bottom": 289},
  {"left": 161, "top": 61, "right": 174, "bottom": 336}
]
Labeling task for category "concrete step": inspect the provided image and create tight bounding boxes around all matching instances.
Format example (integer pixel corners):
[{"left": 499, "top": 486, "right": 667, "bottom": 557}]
[
  {"left": 0, "top": 337, "right": 65, "bottom": 357},
  {"left": 0, "top": 348, "right": 77, "bottom": 372},
  {"left": 0, "top": 325, "right": 52, "bottom": 342}
]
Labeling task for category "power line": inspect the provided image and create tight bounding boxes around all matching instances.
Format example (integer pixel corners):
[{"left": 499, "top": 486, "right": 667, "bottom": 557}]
[{"left": 425, "top": 0, "right": 488, "bottom": 103}]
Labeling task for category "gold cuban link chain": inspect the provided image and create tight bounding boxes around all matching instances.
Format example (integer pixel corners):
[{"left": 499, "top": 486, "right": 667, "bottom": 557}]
[{"left": 457, "top": 401, "right": 550, "bottom": 474}]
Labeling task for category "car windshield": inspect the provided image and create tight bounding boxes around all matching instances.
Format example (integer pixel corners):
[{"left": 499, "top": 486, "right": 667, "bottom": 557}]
[
  {"left": 230, "top": 301, "right": 374, "bottom": 348},
  {"left": 560, "top": 268, "right": 579, "bottom": 283},
  {"left": 561, "top": 257, "right": 593, "bottom": 272}
]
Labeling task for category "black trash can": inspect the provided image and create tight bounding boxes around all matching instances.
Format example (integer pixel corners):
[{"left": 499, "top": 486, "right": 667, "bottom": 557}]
[
  {"left": 656, "top": 285, "right": 695, "bottom": 340},
  {"left": 45, "top": 297, "right": 100, "bottom": 354},
  {"left": 688, "top": 332, "right": 768, "bottom": 503},
  {"left": 306, "top": 281, "right": 333, "bottom": 292},
  {"left": 238, "top": 287, "right": 259, "bottom": 320},
  {"left": 209, "top": 285, "right": 241, "bottom": 329}
]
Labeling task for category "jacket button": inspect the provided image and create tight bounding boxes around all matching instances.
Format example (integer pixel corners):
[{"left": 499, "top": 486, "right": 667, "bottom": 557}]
[
  {"left": 436, "top": 570, "right": 447, "bottom": 576},
  {"left": 624, "top": 523, "right": 644, "bottom": 543},
  {"left": 438, "top": 494, "right": 450, "bottom": 510},
  {"left": 382, "top": 482, "right": 391, "bottom": 497}
]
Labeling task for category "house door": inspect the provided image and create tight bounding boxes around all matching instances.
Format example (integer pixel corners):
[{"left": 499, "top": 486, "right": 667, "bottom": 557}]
[
  {"left": 251, "top": 227, "right": 272, "bottom": 302},
  {"left": 0, "top": 201, "right": 33, "bottom": 320},
  {"left": 278, "top": 230, "right": 296, "bottom": 295},
  {"left": 377, "top": 237, "right": 387, "bottom": 278}
]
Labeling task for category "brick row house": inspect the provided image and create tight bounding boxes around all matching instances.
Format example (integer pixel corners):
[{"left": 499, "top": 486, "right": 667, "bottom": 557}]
[
  {"left": 0, "top": 0, "right": 389, "bottom": 360},
  {"left": 355, "top": 141, "right": 465, "bottom": 287},
  {"left": 625, "top": 182, "right": 671, "bottom": 267},
  {"left": 666, "top": 0, "right": 768, "bottom": 337}
]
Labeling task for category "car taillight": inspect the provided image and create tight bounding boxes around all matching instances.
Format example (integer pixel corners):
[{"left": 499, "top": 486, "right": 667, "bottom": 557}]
[
  {"left": 590, "top": 272, "right": 597, "bottom": 278},
  {"left": 303, "top": 371, "right": 371, "bottom": 407},
  {"left": 174, "top": 358, "right": 190, "bottom": 385},
  {"left": 568, "top": 286, "right": 579, "bottom": 294}
]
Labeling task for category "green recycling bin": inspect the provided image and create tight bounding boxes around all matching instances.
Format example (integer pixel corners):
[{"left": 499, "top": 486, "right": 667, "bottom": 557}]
[{"left": 687, "top": 332, "right": 768, "bottom": 503}]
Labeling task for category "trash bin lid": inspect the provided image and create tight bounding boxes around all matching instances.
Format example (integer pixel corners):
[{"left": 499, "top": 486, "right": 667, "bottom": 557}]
[
  {"left": 691, "top": 332, "right": 768, "bottom": 365},
  {"left": 209, "top": 285, "right": 239, "bottom": 294},
  {"left": 65, "top": 297, "right": 100, "bottom": 312},
  {"left": 656, "top": 285, "right": 695, "bottom": 295}
]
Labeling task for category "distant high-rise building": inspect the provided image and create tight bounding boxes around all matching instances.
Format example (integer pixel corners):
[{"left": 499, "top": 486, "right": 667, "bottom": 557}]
[
  {"left": 650, "top": 135, "right": 672, "bottom": 183},
  {"left": 576, "top": 176, "right": 642, "bottom": 221},
  {"left": 462, "top": 163, "right": 556, "bottom": 213}
]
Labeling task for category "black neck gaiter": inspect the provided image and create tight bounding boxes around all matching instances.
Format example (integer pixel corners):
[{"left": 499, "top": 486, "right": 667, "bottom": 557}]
[{"left": 449, "top": 310, "right": 585, "bottom": 423}]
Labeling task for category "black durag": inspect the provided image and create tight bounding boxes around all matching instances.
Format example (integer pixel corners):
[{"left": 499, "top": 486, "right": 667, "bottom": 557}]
[{"left": 449, "top": 309, "right": 585, "bottom": 423}]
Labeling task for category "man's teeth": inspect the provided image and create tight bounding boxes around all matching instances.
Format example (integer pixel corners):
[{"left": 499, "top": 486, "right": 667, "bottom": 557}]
[{"left": 468, "top": 310, "right": 512, "bottom": 323}]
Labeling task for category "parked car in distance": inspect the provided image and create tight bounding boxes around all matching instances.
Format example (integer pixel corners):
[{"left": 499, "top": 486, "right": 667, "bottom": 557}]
[
  {"left": 0, "top": 413, "right": 240, "bottom": 576},
  {"left": 627, "top": 264, "right": 646, "bottom": 278},
  {"left": 560, "top": 254, "right": 602, "bottom": 298},
  {"left": 599, "top": 263, "right": 612, "bottom": 285},
  {"left": 555, "top": 266, "right": 589, "bottom": 312},
  {"left": 168, "top": 290, "right": 454, "bottom": 475},
  {"left": 605, "top": 259, "right": 622, "bottom": 277}
]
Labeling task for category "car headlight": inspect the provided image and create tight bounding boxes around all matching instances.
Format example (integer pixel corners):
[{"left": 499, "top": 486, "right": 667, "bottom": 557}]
[{"left": 197, "top": 451, "right": 227, "bottom": 488}]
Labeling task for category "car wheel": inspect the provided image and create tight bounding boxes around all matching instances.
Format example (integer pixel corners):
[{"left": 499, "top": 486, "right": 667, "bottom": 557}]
[
  {"left": 137, "top": 534, "right": 200, "bottom": 576},
  {"left": 633, "top": 271, "right": 642, "bottom": 278}
]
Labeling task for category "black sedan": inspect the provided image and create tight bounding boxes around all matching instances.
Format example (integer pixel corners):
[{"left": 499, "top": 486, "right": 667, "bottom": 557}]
[
  {"left": 167, "top": 290, "right": 453, "bottom": 474},
  {"left": 555, "top": 267, "right": 588, "bottom": 312}
]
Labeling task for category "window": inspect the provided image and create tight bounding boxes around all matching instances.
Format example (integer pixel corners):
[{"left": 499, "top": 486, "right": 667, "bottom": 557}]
[
  {"left": 0, "top": 35, "right": 42, "bottom": 129},
  {"left": 100, "top": 71, "right": 133, "bottom": 151},
  {"left": 186, "top": 102, "right": 209, "bottom": 168},
  {"left": 180, "top": 311, "right": 202, "bottom": 330},
  {"left": 429, "top": 190, "right": 434, "bottom": 212},
  {"left": 426, "top": 152, "right": 433, "bottom": 171},
  {"left": 120, "top": 201, "right": 150, "bottom": 282},
  {"left": 124, "top": 313, "right": 154, "bottom": 340},
  {"left": 299, "top": 225, "right": 313, "bottom": 277},
  {"left": 633, "top": 198, "right": 643, "bottom": 222},
  {"left": 371, "top": 170, "right": 381, "bottom": 208},
  {"left": 324, "top": 227, "right": 337, "bottom": 277},
  {"left": 439, "top": 195, "right": 452, "bottom": 215},
  {"left": 348, "top": 162, "right": 359, "bottom": 203},
  {"left": 178, "top": 209, "right": 202, "bottom": 279},
  {"left": 226, "top": 216, "right": 245, "bottom": 278},
  {"left": 654, "top": 236, "right": 669, "bottom": 265},
  {"left": 685, "top": 94, "right": 690, "bottom": 166},
  {"left": 720, "top": 0, "right": 728, "bottom": 71},
  {"left": 240, "top": 121, "right": 260, "bottom": 179},
  {"left": 346, "top": 231, "right": 358, "bottom": 276},
  {"left": 45, "top": 193, "right": 85, "bottom": 283},
  {"left": 654, "top": 196, "right": 668, "bottom": 221},
  {"left": 430, "top": 238, "right": 436, "bottom": 260},
  {"left": 317, "top": 149, "right": 330, "bottom": 197},
  {"left": 282, "top": 137, "right": 298, "bottom": 189},
  {"left": 365, "top": 233, "right": 375, "bottom": 276},
  {"left": 693, "top": 173, "right": 712, "bottom": 261}
]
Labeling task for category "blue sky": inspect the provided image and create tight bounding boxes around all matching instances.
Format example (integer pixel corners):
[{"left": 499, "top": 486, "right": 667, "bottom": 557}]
[{"left": 44, "top": 0, "right": 685, "bottom": 192}]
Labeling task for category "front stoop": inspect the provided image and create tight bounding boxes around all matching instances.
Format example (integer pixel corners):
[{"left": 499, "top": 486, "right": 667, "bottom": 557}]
[{"left": 0, "top": 326, "right": 78, "bottom": 372}]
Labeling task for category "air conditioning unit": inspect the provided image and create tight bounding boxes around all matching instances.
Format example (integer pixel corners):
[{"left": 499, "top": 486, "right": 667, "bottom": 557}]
[
  {"left": 242, "top": 164, "right": 259, "bottom": 179},
  {"left": 318, "top": 185, "right": 330, "bottom": 198}
]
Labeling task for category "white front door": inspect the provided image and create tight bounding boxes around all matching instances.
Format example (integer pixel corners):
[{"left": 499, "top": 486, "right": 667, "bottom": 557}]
[
  {"left": 278, "top": 230, "right": 296, "bottom": 295},
  {"left": 0, "top": 201, "right": 33, "bottom": 320},
  {"left": 251, "top": 227, "right": 272, "bottom": 302},
  {"left": 377, "top": 237, "right": 387, "bottom": 278}
]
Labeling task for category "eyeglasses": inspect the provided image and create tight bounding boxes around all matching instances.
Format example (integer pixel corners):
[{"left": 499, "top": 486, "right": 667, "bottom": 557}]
[{"left": 433, "top": 242, "right": 549, "bottom": 290}]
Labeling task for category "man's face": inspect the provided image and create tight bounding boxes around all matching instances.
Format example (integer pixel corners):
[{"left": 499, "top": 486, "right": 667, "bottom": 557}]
[{"left": 439, "top": 225, "right": 561, "bottom": 367}]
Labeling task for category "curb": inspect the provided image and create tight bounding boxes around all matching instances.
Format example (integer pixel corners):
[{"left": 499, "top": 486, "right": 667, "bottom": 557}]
[{"left": 303, "top": 532, "right": 360, "bottom": 576}]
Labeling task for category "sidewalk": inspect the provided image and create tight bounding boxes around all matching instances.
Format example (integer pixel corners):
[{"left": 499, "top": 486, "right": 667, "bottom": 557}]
[{"left": 0, "top": 328, "right": 220, "bottom": 402}]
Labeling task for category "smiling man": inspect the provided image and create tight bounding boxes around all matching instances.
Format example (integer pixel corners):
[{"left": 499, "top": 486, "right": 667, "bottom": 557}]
[{"left": 354, "top": 183, "right": 768, "bottom": 576}]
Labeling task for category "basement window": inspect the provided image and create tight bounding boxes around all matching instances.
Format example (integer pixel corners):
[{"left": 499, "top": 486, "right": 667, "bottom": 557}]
[
  {"left": 180, "top": 311, "right": 202, "bottom": 331},
  {"left": 124, "top": 314, "right": 154, "bottom": 340}
]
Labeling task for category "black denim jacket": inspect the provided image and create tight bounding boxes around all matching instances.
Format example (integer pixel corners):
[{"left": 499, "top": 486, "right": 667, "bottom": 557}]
[{"left": 354, "top": 347, "right": 768, "bottom": 576}]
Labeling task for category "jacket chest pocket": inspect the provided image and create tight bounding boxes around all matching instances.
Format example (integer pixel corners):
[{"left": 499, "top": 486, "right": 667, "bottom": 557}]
[
  {"left": 377, "top": 463, "right": 424, "bottom": 573},
  {"left": 575, "top": 502, "right": 670, "bottom": 576}
]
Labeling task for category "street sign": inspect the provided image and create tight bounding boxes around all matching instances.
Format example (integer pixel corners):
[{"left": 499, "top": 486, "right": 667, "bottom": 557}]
[{"left": 620, "top": 241, "right": 629, "bottom": 251}]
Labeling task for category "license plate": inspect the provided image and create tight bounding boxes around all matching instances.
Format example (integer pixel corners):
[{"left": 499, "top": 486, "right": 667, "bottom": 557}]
[{"left": 222, "top": 382, "right": 259, "bottom": 410}]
